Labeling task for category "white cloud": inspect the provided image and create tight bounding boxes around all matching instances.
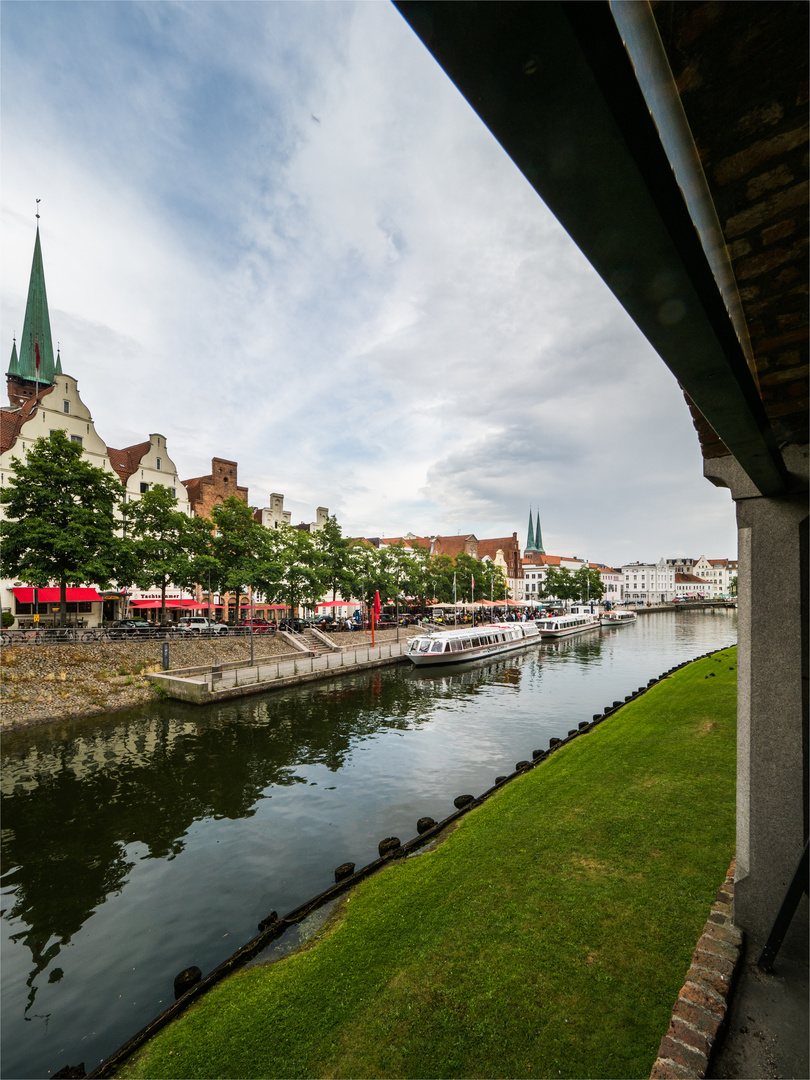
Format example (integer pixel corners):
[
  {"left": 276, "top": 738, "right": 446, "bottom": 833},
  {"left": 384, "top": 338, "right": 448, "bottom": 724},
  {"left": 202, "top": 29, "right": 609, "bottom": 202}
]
[{"left": 0, "top": 0, "right": 737, "bottom": 566}]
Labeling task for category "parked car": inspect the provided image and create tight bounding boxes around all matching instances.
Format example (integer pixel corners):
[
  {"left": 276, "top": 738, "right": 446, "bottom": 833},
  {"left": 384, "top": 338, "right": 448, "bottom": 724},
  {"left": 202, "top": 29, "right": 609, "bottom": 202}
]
[
  {"left": 176, "top": 617, "right": 228, "bottom": 635},
  {"left": 111, "top": 618, "right": 153, "bottom": 636},
  {"left": 238, "top": 619, "right": 275, "bottom": 634}
]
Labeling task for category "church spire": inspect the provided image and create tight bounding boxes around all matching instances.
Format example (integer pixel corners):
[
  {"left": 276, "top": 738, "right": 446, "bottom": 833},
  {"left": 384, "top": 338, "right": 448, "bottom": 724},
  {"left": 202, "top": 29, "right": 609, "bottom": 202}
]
[
  {"left": 535, "top": 510, "right": 545, "bottom": 554},
  {"left": 526, "top": 507, "right": 536, "bottom": 552},
  {"left": 9, "top": 216, "right": 56, "bottom": 387},
  {"left": 8, "top": 337, "right": 20, "bottom": 377}
]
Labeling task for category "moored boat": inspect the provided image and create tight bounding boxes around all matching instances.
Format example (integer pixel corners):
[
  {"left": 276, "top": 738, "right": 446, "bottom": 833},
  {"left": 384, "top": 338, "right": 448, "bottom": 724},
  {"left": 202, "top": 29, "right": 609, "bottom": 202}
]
[
  {"left": 406, "top": 621, "right": 540, "bottom": 666},
  {"left": 535, "top": 612, "right": 601, "bottom": 639},
  {"left": 599, "top": 609, "right": 637, "bottom": 626}
]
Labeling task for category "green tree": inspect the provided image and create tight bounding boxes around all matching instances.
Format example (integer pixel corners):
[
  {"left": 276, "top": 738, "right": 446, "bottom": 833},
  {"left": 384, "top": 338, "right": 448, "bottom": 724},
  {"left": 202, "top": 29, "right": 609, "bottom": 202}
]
[
  {"left": 270, "top": 525, "right": 325, "bottom": 619},
  {"left": 541, "top": 566, "right": 579, "bottom": 607},
  {"left": 210, "top": 497, "right": 278, "bottom": 622},
  {"left": 314, "top": 515, "right": 355, "bottom": 603},
  {"left": 123, "top": 484, "right": 198, "bottom": 623},
  {"left": 0, "top": 431, "right": 125, "bottom": 626},
  {"left": 478, "top": 560, "right": 508, "bottom": 602},
  {"left": 572, "top": 565, "right": 605, "bottom": 604}
]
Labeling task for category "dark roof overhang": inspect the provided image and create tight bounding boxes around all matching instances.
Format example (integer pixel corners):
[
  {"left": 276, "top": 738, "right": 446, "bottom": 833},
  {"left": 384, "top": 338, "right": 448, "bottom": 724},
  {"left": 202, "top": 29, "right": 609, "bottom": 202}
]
[{"left": 393, "top": 0, "right": 794, "bottom": 495}]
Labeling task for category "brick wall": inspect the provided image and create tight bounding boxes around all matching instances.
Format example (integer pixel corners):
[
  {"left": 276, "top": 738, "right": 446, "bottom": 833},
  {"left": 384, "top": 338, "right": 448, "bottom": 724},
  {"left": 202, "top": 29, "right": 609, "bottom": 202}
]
[{"left": 654, "top": 1, "right": 809, "bottom": 453}]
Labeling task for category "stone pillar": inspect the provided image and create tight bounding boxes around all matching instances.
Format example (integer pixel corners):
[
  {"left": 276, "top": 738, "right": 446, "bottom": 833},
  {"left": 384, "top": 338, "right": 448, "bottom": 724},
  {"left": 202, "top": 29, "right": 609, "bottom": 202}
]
[{"left": 705, "top": 447, "right": 808, "bottom": 955}]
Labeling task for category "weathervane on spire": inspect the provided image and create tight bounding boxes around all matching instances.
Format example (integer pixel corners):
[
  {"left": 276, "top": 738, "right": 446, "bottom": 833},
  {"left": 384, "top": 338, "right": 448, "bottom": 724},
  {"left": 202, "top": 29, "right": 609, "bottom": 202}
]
[{"left": 36, "top": 198, "right": 41, "bottom": 220}]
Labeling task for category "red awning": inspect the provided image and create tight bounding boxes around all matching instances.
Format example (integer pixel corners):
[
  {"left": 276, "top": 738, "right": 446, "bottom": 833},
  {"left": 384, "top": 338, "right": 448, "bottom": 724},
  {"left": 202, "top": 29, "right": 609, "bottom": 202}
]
[
  {"left": 316, "top": 600, "right": 351, "bottom": 608},
  {"left": 13, "top": 587, "right": 103, "bottom": 603}
]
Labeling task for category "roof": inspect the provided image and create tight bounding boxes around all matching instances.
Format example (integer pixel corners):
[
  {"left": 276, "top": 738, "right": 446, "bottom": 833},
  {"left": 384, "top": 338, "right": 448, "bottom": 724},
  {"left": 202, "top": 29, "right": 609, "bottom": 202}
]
[
  {"left": 0, "top": 384, "right": 54, "bottom": 454},
  {"left": 676, "top": 573, "right": 711, "bottom": 584},
  {"left": 11, "top": 226, "right": 57, "bottom": 387},
  {"left": 106, "top": 441, "right": 151, "bottom": 484}
]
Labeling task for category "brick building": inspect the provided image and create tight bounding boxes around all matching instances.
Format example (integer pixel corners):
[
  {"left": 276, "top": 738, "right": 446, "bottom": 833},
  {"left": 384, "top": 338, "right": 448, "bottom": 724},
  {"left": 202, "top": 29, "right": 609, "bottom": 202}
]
[{"left": 182, "top": 457, "right": 248, "bottom": 518}]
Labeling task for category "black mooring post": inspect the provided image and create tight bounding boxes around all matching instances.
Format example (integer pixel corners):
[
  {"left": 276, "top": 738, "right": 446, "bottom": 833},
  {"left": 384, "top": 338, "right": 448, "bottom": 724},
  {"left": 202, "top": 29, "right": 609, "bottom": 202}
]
[
  {"left": 758, "top": 839, "right": 809, "bottom": 970},
  {"left": 162, "top": 642, "right": 169, "bottom": 670}
]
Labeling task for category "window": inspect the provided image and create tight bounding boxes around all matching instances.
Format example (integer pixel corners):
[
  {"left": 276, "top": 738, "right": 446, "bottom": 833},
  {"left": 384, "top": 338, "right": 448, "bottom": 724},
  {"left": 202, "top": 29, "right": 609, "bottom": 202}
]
[
  {"left": 70, "top": 435, "right": 82, "bottom": 447},
  {"left": 156, "top": 457, "right": 162, "bottom": 470},
  {"left": 63, "top": 400, "right": 70, "bottom": 414},
  {"left": 140, "top": 482, "right": 149, "bottom": 493}
]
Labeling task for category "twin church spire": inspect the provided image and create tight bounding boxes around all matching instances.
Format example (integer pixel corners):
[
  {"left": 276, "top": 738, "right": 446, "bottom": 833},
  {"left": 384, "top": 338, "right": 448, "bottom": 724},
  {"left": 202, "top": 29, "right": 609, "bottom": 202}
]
[{"left": 526, "top": 507, "right": 544, "bottom": 554}]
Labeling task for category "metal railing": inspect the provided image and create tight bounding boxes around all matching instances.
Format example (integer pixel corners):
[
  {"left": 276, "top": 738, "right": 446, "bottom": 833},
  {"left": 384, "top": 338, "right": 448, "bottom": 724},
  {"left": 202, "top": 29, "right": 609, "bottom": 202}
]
[{"left": 208, "top": 640, "right": 411, "bottom": 690}]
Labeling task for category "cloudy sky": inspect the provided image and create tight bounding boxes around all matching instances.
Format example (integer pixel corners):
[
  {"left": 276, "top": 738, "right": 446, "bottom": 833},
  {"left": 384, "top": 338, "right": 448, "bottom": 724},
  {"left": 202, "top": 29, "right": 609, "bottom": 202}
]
[{"left": 1, "top": 0, "right": 737, "bottom": 567}]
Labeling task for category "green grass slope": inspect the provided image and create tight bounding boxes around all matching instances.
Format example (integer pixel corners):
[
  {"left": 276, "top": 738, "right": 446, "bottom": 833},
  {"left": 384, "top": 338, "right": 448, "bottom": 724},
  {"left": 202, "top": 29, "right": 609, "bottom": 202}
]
[{"left": 118, "top": 648, "right": 737, "bottom": 1080}]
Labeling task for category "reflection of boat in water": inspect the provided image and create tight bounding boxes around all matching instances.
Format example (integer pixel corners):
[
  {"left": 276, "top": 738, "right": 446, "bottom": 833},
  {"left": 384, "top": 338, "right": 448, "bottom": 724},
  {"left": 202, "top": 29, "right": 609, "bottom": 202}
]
[
  {"left": 535, "top": 612, "right": 601, "bottom": 639},
  {"left": 406, "top": 621, "right": 540, "bottom": 666},
  {"left": 599, "top": 609, "right": 637, "bottom": 626}
]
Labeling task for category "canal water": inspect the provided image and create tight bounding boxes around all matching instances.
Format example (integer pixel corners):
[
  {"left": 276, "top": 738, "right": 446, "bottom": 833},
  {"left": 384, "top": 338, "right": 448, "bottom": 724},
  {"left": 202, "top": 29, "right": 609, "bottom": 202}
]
[{"left": 1, "top": 609, "right": 737, "bottom": 1079}]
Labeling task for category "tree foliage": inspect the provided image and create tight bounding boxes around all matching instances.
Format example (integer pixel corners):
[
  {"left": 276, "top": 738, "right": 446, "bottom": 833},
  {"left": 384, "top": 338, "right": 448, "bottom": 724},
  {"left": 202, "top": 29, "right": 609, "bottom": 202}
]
[
  {"left": 0, "top": 431, "right": 125, "bottom": 625},
  {"left": 123, "top": 484, "right": 198, "bottom": 622}
]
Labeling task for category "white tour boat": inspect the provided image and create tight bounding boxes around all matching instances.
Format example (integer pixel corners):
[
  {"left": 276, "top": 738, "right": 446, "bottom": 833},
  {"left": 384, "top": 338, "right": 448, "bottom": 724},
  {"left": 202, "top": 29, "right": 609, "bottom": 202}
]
[
  {"left": 599, "top": 608, "right": 637, "bottom": 626},
  {"left": 406, "top": 621, "right": 540, "bottom": 667},
  {"left": 535, "top": 612, "right": 601, "bottom": 639}
]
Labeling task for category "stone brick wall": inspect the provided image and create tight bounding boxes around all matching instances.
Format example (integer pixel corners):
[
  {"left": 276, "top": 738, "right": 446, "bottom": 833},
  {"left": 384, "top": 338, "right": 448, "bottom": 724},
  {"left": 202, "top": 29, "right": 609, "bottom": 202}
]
[{"left": 650, "top": 859, "right": 743, "bottom": 1079}]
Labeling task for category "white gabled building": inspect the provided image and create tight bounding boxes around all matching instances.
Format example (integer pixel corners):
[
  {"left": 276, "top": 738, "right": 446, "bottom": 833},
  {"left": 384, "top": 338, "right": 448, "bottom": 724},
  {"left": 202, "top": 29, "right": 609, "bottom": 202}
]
[{"left": 1, "top": 224, "right": 192, "bottom": 627}]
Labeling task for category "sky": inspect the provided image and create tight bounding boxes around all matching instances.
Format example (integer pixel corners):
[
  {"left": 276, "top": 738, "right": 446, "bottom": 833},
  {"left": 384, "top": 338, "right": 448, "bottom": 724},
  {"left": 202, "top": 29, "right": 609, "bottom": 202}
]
[{"left": 0, "top": 0, "right": 738, "bottom": 567}]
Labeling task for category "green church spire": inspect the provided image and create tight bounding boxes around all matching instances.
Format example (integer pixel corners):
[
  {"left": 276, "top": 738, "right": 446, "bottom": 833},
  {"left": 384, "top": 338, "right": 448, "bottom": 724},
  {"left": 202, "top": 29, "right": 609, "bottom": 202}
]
[
  {"left": 8, "top": 337, "right": 20, "bottom": 377},
  {"left": 526, "top": 508, "right": 536, "bottom": 552},
  {"left": 55, "top": 347, "right": 63, "bottom": 375},
  {"left": 535, "top": 511, "right": 545, "bottom": 554},
  {"left": 12, "top": 225, "right": 56, "bottom": 386}
]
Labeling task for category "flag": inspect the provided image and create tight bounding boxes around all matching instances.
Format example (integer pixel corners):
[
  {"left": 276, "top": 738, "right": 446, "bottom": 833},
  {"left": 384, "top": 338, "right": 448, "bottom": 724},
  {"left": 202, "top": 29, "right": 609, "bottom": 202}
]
[
  {"left": 374, "top": 590, "right": 381, "bottom": 618},
  {"left": 471, "top": 575, "right": 475, "bottom": 589},
  {"left": 35, "top": 335, "right": 41, "bottom": 372}
]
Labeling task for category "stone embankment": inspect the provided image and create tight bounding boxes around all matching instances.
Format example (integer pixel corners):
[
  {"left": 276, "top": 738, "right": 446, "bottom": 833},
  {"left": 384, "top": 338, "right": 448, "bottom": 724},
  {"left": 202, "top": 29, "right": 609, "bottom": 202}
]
[{"left": 0, "top": 629, "right": 413, "bottom": 732}]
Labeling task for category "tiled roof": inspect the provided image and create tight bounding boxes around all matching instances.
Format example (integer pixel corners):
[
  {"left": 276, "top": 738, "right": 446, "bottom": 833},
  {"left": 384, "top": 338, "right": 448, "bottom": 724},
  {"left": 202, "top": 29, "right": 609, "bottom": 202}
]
[
  {"left": 106, "top": 441, "right": 151, "bottom": 484},
  {"left": 676, "top": 573, "right": 710, "bottom": 584},
  {"left": 0, "top": 384, "right": 55, "bottom": 454}
]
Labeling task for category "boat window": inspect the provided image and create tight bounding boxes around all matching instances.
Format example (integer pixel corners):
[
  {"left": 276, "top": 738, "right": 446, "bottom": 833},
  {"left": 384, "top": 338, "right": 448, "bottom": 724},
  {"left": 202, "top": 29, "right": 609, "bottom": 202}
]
[
  {"left": 418, "top": 639, "right": 432, "bottom": 653},
  {"left": 431, "top": 641, "right": 444, "bottom": 652},
  {"left": 450, "top": 640, "right": 462, "bottom": 651}
]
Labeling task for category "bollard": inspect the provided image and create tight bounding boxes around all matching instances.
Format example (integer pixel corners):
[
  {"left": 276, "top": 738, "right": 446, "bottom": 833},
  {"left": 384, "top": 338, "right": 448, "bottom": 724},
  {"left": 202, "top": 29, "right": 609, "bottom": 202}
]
[
  {"left": 495, "top": 775, "right": 508, "bottom": 784},
  {"left": 174, "top": 965, "right": 202, "bottom": 999},
  {"left": 532, "top": 749, "right": 544, "bottom": 759},
  {"left": 567, "top": 729, "right": 578, "bottom": 737},
  {"left": 578, "top": 721, "right": 590, "bottom": 730},
  {"left": 334, "top": 862, "right": 355, "bottom": 883},
  {"left": 453, "top": 794, "right": 475, "bottom": 809},
  {"left": 549, "top": 737, "right": 562, "bottom": 748},
  {"left": 416, "top": 817, "right": 436, "bottom": 834},
  {"left": 378, "top": 837, "right": 401, "bottom": 857},
  {"left": 515, "top": 761, "right": 532, "bottom": 771},
  {"left": 258, "top": 911, "right": 279, "bottom": 931},
  {"left": 162, "top": 642, "right": 169, "bottom": 670}
]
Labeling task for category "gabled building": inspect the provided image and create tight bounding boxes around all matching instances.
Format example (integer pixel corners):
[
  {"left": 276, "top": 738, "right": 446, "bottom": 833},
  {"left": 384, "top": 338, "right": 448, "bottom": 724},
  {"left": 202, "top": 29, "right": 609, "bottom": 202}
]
[{"left": 1, "top": 222, "right": 190, "bottom": 626}]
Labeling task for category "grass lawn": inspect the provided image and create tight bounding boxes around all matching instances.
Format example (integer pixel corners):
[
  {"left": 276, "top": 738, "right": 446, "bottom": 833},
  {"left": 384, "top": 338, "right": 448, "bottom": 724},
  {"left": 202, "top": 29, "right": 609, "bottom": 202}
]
[{"left": 116, "top": 647, "right": 737, "bottom": 1080}]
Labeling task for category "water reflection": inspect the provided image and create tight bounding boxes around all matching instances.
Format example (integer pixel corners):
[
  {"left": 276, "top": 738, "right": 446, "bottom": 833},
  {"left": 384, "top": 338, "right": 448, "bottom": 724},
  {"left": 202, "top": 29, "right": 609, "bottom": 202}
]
[{"left": 1, "top": 610, "right": 737, "bottom": 1079}]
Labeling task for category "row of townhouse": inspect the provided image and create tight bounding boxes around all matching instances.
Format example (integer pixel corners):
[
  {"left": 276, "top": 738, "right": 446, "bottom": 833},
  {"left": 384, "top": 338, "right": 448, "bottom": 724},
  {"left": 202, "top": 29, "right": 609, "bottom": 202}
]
[{"left": 1, "top": 224, "right": 328, "bottom": 628}]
